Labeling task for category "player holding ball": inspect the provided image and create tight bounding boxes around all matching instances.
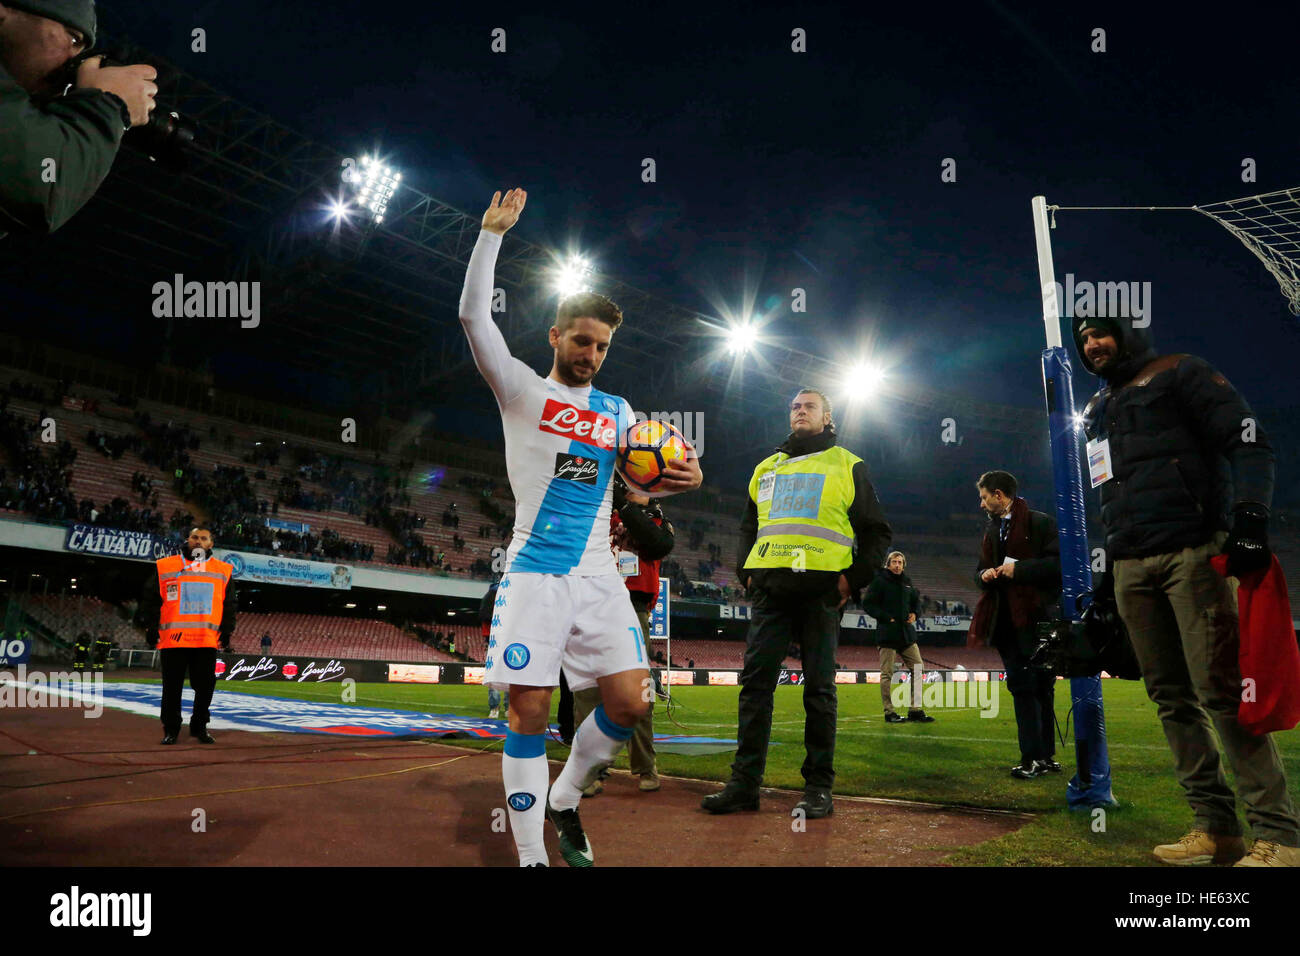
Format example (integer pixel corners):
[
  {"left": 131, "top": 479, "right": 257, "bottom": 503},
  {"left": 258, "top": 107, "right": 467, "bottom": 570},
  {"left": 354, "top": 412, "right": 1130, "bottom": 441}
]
[{"left": 458, "top": 188, "right": 701, "bottom": 866}]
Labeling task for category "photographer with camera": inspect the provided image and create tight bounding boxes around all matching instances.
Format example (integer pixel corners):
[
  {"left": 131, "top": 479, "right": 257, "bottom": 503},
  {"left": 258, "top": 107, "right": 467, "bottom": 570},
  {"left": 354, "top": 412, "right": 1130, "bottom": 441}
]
[
  {"left": 1076, "top": 316, "right": 1298, "bottom": 867},
  {"left": 969, "top": 471, "right": 1062, "bottom": 780},
  {"left": 0, "top": 0, "right": 158, "bottom": 236}
]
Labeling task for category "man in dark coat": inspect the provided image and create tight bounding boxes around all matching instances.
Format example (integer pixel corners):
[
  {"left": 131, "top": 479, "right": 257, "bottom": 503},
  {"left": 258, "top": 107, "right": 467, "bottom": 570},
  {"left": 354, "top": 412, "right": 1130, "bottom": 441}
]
[
  {"left": 969, "top": 470, "right": 1062, "bottom": 779},
  {"left": 861, "top": 551, "right": 933, "bottom": 723},
  {"left": 0, "top": 0, "right": 159, "bottom": 235},
  {"left": 1076, "top": 315, "right": 1298, "bottom": 867}
]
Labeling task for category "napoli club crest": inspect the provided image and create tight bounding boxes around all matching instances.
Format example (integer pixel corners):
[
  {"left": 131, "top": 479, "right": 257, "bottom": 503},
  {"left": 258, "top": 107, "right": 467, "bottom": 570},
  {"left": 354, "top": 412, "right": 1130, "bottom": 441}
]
[{"left": 504, "top": 643, "right": 531, "bottom": 670}]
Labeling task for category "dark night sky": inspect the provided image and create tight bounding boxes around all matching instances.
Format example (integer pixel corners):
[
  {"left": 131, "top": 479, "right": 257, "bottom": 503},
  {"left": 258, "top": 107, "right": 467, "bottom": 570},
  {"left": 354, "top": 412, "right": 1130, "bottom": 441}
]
[{"left": 34, "top": 2, "right": 1300, "bottom": 416}]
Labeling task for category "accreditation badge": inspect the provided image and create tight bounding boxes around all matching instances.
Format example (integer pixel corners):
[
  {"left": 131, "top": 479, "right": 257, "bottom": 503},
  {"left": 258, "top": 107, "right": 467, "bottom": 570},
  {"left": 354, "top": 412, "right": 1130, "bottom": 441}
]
[
  {"left": 165, "top": 582, "right": 178, "bottom": 602},
  {"left": 1086, "top": 437, "right": 1114, "bottom": 488},
  {"left": 616, "top": 550, "right": 640, "bottom": 577}
]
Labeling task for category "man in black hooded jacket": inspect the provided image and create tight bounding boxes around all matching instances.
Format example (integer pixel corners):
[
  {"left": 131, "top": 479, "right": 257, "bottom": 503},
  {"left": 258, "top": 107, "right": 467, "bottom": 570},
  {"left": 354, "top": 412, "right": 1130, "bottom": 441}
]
[
  {"left": 701, "top": 387, "right": 891, "bottom": 819},
  {"left": 1076, "top": 316, "right": 1298, "bottom": 867}
]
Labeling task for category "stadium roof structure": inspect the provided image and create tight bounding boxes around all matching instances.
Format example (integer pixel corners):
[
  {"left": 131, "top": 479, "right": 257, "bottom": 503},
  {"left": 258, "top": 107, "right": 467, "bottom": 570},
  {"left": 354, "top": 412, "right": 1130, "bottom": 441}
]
[{"left": 0, "top": 50, "right": 1042, "bottom": 471}]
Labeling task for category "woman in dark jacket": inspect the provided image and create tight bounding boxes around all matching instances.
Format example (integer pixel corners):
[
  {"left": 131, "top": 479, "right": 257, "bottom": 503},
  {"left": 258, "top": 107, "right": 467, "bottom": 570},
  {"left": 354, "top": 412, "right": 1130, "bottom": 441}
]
[{"left": 861, "top": 551, "right": 934, "bottom": 723}]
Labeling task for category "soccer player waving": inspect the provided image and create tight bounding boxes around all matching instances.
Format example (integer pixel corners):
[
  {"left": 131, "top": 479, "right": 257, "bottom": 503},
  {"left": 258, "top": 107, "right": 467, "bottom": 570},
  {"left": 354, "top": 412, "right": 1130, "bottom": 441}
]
[{"left": 459, "top": 189, "right": 702, "bottom": 866}]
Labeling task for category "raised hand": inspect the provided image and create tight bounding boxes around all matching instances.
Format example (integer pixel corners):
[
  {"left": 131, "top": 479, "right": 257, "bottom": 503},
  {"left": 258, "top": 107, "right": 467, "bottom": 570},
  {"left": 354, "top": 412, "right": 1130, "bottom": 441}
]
[{"left": 482, "top": 188, "right": 527, "bottom": 235}]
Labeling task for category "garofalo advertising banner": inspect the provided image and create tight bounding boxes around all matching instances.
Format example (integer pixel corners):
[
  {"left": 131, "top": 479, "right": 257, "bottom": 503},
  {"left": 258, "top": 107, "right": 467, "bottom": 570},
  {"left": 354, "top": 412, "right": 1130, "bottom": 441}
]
[
  {"left": 215, "top": 656, "right": 377, "bottom": 682},
  {"left": 215, "top": 550, "right": 353, "bottom": 590},
  {"left": 64, "top": 524, "right": 177, "bottom": 560}
]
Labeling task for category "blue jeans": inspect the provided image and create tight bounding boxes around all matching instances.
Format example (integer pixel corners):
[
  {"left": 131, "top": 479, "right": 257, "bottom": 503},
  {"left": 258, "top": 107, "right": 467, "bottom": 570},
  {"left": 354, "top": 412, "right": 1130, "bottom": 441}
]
[{"left": 488, "top": 687, "right": 509, "bottom": 712}]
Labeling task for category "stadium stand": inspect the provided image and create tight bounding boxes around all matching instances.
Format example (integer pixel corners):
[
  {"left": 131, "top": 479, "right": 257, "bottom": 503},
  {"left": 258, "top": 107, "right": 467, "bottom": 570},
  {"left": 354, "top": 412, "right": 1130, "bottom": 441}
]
[
  {"left": 20, "top": 593, "right": 147, "bottom": 648},
  {"left": 7, "top": 367, "right": 1300, "bottom": 616},
  {"left": 229, "top": 612, "right": 451, "bottom": 662}
]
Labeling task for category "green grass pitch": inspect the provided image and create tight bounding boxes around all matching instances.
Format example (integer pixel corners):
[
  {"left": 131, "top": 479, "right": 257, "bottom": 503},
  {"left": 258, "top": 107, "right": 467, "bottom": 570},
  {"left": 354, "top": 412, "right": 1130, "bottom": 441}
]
[{"left": 121, "top": 676, "right": 1300, "bottom": 866}]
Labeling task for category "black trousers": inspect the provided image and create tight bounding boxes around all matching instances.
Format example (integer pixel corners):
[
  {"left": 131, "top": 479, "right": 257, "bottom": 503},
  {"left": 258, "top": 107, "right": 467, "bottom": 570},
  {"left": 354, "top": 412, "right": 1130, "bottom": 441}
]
[
  {"left": 994, "top": 626, "right": 1056, "bottom": 763},
  {"left": 731, "top": 588, "right": 840, "bottom": 790},
  {"left": 160, "top": 647, "right": 218, "bottom": 736},
  {"left": 556, "top": 670, "right": 575, "bottom": 743}
]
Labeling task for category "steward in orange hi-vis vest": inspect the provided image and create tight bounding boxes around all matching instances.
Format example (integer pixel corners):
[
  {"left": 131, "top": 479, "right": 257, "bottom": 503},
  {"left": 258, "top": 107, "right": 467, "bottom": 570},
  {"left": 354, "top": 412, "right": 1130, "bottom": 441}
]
[
  {"left": 140, "top": 527, "right": 237, "bottom": 746},
  {"left": 156, "top": 553, "right": 234, "bottom": 648}
]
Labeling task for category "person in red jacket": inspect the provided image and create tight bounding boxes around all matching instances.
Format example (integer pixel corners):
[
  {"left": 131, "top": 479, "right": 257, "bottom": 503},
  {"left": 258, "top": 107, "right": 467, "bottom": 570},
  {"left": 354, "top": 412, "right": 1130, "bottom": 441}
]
[{"left": 571, "top": 473, "right": 674, "bottom": 794}]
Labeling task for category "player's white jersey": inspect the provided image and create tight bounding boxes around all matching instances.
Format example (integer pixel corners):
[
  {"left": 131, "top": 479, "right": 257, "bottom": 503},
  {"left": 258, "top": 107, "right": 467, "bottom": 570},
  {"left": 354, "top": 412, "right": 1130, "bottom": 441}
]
[{"left": 459, "top": 230, "right": 632, "bottom": 576}]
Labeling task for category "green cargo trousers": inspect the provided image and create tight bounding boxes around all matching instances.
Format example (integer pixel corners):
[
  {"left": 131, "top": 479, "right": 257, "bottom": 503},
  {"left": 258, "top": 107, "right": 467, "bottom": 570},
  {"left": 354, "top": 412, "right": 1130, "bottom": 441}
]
[
  {"left": 1115, "top": 533, "right": 1299, "bottom": 845},
  {"left": 572, "top": 607, "right": 657, "bottom": 776}
]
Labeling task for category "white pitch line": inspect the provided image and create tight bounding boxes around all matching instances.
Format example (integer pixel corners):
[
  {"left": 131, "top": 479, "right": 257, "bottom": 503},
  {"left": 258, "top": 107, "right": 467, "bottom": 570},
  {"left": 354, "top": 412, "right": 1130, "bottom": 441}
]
[{"left": 675, "top": 720, "right": 1174, "bottom": 751}]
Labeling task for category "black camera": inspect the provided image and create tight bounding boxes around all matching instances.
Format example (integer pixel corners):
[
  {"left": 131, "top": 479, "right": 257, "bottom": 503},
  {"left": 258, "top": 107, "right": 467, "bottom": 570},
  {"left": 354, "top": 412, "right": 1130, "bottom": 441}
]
[
  {"left": 62, "top": 48, "right": 197, "bottom": 172},
  {"left": 1030, "top": 587, "right": 1142, "bottom": 680}
]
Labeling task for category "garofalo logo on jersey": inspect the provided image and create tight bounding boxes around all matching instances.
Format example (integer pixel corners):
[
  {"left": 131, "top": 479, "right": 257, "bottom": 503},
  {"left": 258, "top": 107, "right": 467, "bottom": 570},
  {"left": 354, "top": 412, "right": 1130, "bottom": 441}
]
[
  {"left": 538, "top": 399, "right": 617, "bottom": 450},
  {"left": 553, "top": 452, "right": 599, "bottom": 484}
]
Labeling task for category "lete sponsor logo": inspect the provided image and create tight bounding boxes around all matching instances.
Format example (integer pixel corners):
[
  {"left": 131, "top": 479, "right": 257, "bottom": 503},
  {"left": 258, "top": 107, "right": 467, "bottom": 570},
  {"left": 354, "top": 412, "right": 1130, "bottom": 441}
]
[
  {"left": 219, "top": 657, "right": 278, "bottom": 681},
  {"left": 538, "top": 399, "right": 617, "bottom": 450}
]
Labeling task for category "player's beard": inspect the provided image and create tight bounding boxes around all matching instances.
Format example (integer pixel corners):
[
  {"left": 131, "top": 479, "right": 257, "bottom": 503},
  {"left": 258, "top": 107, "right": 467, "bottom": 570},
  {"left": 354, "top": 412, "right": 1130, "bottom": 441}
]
[{"left": 559, "top": 354, "right": 596, "bottom": 386}]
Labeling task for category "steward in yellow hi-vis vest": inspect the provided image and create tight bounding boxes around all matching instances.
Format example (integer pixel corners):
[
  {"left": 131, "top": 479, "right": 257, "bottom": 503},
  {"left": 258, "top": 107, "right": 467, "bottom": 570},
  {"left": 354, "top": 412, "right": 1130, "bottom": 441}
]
[
  {"left": 701, "top": 389, "right": 891, "bottom": 819},
  {"left": 140, "top": 527, "right": 237, "bottom": 746}
]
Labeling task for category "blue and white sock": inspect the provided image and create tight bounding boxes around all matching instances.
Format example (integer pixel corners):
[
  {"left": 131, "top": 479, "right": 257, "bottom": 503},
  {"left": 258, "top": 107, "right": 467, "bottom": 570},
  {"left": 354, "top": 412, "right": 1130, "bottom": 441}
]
[
  {"left": 549, "top": 704, "right": 635, "bottom": 811},
  {"left": 503, "top": 730, "right": 550, "bottom": 867}
]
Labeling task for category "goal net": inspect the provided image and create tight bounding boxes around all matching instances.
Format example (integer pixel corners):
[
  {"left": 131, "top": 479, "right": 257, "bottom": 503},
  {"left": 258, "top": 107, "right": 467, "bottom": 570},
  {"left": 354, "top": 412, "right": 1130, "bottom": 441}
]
[{"left": 1195, "top": 186, "right": 1300, "bottom": 316}]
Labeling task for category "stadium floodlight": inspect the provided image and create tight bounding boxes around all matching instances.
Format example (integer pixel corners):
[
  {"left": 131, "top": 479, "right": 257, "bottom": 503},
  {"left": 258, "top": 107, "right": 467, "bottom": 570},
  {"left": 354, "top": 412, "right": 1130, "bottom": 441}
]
[
  {"left": 345, "top": 154, "right": 401, "bottom": 225},
  {"left": 842, "top": 360, "right": 886, "bottom": 402},
  {"left": 725, "top": 322, "right": 758, "bottom": 355},
  {"left": 553, "top": 255, "right": 594, "bottom": 297},
  {"left": 328, "top": 198, "right": 351, "bottom": 222}
]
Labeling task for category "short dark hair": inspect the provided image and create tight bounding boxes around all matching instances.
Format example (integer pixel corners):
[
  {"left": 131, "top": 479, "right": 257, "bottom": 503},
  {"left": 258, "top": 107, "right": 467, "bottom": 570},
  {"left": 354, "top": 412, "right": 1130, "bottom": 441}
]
[
  {"left": 189, "top": 526, "right": 215, "bottom": 540},
  {"left": 556, "top": 292, "right": 623, "bottom": 333},
  {"left": 976, "top": 470, "right": 1017, "bottom": 499}
]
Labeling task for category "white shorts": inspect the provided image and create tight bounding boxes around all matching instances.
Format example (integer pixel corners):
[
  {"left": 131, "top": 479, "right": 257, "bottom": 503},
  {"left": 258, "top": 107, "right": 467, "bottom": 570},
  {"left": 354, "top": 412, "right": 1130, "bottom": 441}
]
[{"left": 484, "top": 572, "right": 646, "bottom": 692}]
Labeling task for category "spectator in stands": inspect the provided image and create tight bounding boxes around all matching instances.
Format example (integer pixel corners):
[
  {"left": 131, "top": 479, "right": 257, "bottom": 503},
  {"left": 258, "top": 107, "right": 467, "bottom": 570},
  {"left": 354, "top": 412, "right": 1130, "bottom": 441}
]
[
  {"left": 261, "top": 631, "right": 271, "bottom": 656},
  {"left": 572, "top": 473, "right": 674, "bottom": 796},
  {"left": 138, "top": 527, "right": 236, "bottom": 746},
  {"left": 1075, "top": 316, "right": 1298, "bottom": 865},
  {"left": 703, "top": 387, "right": 892, "bottom": 820},
  {"left": 970, "top": 471, "right": 1061, "bottom": 780},
  {"left": 861, "top": 551, "right": 934, "bottom": 724}
]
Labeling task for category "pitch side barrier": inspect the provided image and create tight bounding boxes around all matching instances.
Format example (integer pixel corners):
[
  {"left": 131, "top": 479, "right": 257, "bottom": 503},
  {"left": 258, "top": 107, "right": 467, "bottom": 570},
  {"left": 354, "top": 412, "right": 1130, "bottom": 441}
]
[{"left": 112, "top": 655, "right": 1173, "bottom": 688}]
